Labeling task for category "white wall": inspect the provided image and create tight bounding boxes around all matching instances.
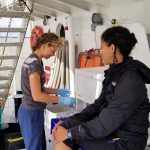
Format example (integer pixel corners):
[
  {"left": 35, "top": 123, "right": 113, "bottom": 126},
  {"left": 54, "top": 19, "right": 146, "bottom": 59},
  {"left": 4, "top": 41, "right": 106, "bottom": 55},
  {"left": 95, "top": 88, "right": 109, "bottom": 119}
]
[
  {"left": 17, "top": 0, "right": 150, "bottom": 69},
  {"left": 101, "top": 0, "right": 150, "bottom": 33},
  {"left": 72, "top": 0, "right": 150, "bottom": 55},
  {"left": 13, "top": 0, "right": 150, "bottom": 92}
]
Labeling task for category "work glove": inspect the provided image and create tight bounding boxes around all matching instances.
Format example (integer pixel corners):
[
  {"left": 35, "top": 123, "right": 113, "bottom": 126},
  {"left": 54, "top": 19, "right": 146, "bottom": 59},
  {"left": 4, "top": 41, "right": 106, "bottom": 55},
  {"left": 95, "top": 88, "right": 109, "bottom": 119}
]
[
  {"left": 57, "top": 89, "right": 71, "bottom": 97},
  {"left": 58, "top": 96, "right": 76, "bottom": 106}
]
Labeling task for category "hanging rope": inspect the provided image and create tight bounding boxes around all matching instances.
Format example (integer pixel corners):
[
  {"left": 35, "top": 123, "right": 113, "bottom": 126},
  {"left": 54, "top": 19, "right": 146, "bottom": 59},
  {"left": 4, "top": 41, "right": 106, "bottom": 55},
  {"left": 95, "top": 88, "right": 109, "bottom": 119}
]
[{"left": 47, "top": 38, "right": 70, "bottom": 89}]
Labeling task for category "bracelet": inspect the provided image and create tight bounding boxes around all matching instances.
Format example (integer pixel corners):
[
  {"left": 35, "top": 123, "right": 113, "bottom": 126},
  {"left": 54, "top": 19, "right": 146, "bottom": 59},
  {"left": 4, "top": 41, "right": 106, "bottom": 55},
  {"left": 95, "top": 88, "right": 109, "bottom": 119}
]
[{"left": 67, "top": 130, "right": 72, "bottom": 139}]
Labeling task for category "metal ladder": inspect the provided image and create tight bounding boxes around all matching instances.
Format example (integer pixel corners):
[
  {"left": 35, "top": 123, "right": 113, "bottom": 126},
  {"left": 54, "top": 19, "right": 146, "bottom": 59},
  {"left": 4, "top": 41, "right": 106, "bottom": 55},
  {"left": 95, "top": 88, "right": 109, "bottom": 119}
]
[{"left": 0, "top": 9, "right": 31, "bottom": 101}]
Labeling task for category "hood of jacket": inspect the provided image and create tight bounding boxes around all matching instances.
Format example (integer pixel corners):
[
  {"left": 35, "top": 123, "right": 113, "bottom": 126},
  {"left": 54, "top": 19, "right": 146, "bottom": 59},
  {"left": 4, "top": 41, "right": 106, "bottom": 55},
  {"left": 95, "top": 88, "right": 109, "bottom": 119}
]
[{"left": 105, "top": 57, "right": 150, "bottom": 84}]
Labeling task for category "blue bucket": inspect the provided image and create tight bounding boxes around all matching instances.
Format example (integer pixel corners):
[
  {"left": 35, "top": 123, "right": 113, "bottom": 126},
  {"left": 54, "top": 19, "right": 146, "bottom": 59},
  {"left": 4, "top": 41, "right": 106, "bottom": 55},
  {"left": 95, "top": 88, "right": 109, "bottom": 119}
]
[{"left": 50, "top": 117, "right": 66, "bottom": 134}]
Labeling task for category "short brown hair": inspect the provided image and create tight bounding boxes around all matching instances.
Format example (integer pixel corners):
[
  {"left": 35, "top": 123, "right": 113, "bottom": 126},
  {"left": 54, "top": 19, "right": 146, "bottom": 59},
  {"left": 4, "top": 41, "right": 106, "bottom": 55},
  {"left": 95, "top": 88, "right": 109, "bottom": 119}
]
[{"left": 31, "top": 32, "right": 63, "bottom": 52}]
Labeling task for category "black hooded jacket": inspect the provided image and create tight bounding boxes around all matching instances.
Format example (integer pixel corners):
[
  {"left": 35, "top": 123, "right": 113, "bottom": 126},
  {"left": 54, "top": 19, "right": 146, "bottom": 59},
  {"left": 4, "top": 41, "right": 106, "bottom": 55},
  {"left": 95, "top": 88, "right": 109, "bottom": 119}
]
[{"left": 64, "top": 57, "right": 150, "bottom": 150}]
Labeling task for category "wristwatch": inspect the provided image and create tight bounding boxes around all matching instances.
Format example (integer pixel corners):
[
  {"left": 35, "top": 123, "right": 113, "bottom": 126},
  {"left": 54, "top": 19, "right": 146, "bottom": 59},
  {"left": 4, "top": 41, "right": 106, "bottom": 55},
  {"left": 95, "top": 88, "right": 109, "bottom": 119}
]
[{"left": 67, "top": 130, "right": 72, "bottom": 139}]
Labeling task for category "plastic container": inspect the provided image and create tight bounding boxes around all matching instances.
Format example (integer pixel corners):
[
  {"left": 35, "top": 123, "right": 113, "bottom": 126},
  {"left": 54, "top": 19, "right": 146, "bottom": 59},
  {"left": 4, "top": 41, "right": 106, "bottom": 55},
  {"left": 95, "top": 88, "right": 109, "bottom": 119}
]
[
  {"left": 50, "top": 117, "right": 66, "bottom": 134},
  {"left": 13, "top": 94, "right": 23, "bottom": 119},
  {"left": 16, "top": 90, "right": 22, "bottom": 95},
  {"left": 0, "top": 123, "right": 25, "bottom": 150}
]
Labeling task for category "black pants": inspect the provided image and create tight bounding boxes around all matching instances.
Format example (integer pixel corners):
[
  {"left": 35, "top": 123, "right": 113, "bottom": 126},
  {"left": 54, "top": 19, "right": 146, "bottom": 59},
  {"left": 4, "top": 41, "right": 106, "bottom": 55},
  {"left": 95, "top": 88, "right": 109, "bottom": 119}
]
[
  {"left": 63, "top": 138, "right": 118, "bottom": 150},
  {"left": 61, "top": 118, "right": 147, "bottom": 150},
  {"left": 62, "top": 119, "right": 118, "bottom": 150}
]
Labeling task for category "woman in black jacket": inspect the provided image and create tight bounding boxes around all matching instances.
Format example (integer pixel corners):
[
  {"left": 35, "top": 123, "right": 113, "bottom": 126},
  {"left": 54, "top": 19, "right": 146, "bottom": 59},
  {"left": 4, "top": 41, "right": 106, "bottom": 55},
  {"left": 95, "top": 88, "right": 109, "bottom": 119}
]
[{"left": 52, "top": 26, "right": 150, "bottom": 150}]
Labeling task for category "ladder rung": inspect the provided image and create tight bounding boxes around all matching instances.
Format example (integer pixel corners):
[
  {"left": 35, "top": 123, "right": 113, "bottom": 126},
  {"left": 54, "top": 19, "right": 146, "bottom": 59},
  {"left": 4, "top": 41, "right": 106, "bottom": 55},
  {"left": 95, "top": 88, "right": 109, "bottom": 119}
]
[
  {"left": 0, "top": 42, "right": 22, "bottom": 47},
  {"left": 0, "top": 56, "right": 18, "bottom": 60},
  {"left": 0, "top": 76, "right": 12, "bottom": 80},
  {"left": 0, "top": 11, "right": 30, "bottom": 18},
  {"left": 0, "top": 83, "right": 9, "bottom": 89},
  {"left": 0, "top": 66, "right": 15, "bottom": 71},
  {"left": 0, "top": 27, "right": 26, "bottom": 33},
  {"left": 0, "top": 92, "right": 7, "bottom": 99}
]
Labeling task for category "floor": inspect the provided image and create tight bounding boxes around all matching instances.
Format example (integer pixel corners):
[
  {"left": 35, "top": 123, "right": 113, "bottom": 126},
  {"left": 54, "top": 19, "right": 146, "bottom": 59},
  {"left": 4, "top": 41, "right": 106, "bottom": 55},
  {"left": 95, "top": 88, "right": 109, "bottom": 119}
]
[{"left": 2, "top": 97, "right": 150, "bottom": 150}]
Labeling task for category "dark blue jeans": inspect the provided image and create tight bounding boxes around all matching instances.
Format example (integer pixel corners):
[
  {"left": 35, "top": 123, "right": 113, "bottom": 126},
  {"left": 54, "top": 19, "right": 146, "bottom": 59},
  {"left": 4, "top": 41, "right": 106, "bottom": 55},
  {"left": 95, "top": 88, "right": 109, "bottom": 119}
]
[{"left": 18, "top": 106, "right": 46, "bottom": 150}]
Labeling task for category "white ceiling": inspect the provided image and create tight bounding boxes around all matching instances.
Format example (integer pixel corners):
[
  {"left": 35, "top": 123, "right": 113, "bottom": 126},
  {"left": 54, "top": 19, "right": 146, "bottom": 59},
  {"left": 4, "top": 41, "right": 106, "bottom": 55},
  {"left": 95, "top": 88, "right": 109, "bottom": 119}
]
[
  {"left": 0, "top": 0, "right": 145, "bottom": 19},
  {"left": 0, "top": 0, "right": 91, "bottom": 19},
  {"left": 33, "top": 0, "right": 145, "bottom": 16},
  {"left": 33, "top": 0, "right": 92, "bottom": 18}
]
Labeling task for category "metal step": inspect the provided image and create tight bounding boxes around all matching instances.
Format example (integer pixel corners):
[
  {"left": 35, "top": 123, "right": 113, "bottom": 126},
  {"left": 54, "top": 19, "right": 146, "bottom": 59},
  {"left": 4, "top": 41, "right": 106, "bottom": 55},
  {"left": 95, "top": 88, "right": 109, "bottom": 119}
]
[
  {"left": 0, "top": 2, "right": 32, "bottom": 102},
  {"left": 0, "top": 11, "right": 30, "bottom": 18},
  {"left": 0, "top": 56, "right": 18, "bottom": 60},
  {"left": 0, "top": 92, "right": 7, "bottom": 99},
  {"left": 0, "top": 66, "right": 15, "bottom": 71},
  {"left": 0, "top": 27, "right": 26, "bottom": 33},
  {"left": 0, "top": 76, "right": 12, "bottom": 80},
  {"left": 0, "top": 83, "right": 9, "bottom": 89},
  {"left": 0, "top": 42, "right": 22, "bottom": 47}
]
